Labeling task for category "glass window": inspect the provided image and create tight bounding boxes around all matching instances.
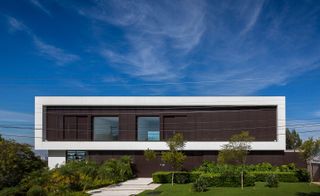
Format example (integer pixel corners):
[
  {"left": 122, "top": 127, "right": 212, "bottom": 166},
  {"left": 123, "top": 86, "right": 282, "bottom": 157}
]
[
  {"left": 93, "top": 117, "right": 119, "bottom": 141},
  {"left": 137, "top": 117, "right": 160, "bottom": 141},
  {"left": 67, "top": 150, "right": 87, "bottom": 162}
]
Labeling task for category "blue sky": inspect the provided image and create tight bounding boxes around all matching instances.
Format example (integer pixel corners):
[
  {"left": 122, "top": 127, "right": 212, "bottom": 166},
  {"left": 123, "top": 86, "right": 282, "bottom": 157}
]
[{"left": 0, "top": 0, "right": 320, "bottom": 144}]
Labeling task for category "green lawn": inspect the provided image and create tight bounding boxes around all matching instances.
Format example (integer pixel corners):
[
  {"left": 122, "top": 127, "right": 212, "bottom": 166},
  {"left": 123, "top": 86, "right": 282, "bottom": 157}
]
[{"left": 139, "top": 182, "right": 320, "bottom": 196}]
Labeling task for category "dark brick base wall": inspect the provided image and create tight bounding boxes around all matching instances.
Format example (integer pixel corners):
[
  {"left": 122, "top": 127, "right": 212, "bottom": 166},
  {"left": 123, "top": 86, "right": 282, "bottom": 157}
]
[{"left": 88, "top": 150, "right": 306, "bottom": 177}]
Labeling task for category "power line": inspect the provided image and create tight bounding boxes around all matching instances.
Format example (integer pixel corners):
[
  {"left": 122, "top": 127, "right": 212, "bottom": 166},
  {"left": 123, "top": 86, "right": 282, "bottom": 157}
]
[{"left": 2, "top": 129, "right": 320, "bottom": 141}]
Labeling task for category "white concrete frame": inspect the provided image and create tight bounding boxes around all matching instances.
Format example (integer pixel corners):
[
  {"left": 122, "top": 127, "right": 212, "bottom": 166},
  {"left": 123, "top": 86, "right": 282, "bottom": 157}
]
[{"left": 35, "top": 96, "right": 285, "bottom": 151}]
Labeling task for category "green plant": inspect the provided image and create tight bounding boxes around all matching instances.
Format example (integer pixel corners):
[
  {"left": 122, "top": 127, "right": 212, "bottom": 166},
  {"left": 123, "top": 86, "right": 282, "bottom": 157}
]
[
  {"left": 200, "top": 172, "right": 255, "bottom": 187},
  {"left": 250, "top": 171, "right": 298, "bottom": 182},
  {"left": 189, "top": 172, "right": 202, "bottom": 182},
  {"left": 217, "top": 132, "right": 255, "bottom": 189},
  {"left": 174, "top": 172, "right": 189, "bottom": 184},
  {"left": 295, "top": 168, "right": 310, "bottom": 182},
  {"left": 300, "top": 138, "right": 320, "bottom": 182},
  {"left": 152, "top": 172, "right": 172, "bottom": 183},
  {"left": 20, "top": 168, "right": 52, "bottom": 192},
  {"left": 192, "top": 177, "right": 208, "bottom": 192},
  {"left": 0, "top": 135, "right": 45, "bottom": 189},
  {"left": 27, "top": 185, "right": 47, "bottom": 196},
  {"left": 98, "top": 156, "right": 133, "bottom": 183},
  {"left": 144, "top": 148, "right": 157, "bottom": 161},
  {"left": 265, "top": 174, "right": 279, "bottom": 188},
  {"left": 161, "top": 133, "right": 186, "bottom": 186},
  {"left": 286, "top": 128, "right": 302, "bottom": 151},
  {"left": 254, "top": 162, "right": 273, "bottom": 171},
  {"left": 0, "top": 186, "right": 24, "bottom": 196}
]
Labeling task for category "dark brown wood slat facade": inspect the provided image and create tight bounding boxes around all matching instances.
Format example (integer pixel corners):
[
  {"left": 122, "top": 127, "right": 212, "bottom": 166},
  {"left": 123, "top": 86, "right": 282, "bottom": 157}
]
[{"left": 45, "top": 106, "right": 277, "bottom": 141}]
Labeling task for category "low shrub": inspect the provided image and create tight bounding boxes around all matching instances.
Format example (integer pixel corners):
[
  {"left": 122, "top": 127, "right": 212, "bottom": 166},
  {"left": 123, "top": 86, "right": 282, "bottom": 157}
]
[
  {"left": 192, "top": 177, "right": 208, "bottom": 192},
  {"left": 190, "top": 172, "right": 202, "bottom": 182},
  {"left": 175, "top": 172, "right": 189, "bottom": 184},
  {"left": 20, "top": 156, "right": 131, "bottom": 195},
  {"left": 27, "top": 185, "right": 47, "bottom": 196},
  {"left": 265, "top": 174, "right": 279, "bottom": 188},
  {"left": 295, "top": 168, "right": 310, "bottom": 182},
  {"left": 250, "top": 171, "right": 299, "bottom": 182},
  {"left": 152, "top": 171, "right": 193, "bottom": 184},
  {"left": 254, "top": 162, "right": 274, "bottom": 171},
  {"left": 152, "top": 172, "right": 172, "bottom": 183},
  {"left": 200, "top": 171, "right": 255, "bottom": 187},
  {"left": 0, "top": 186, "right": 24, "bottom": 196},
  {"left": 98, "top": 156, "right": 133, "bottom": 183},
  {"left": 196, "top": 161, "right": 299, "bottom": 173},
  {"left": 198, "top": 173, "right": 220, "bottom": 187}
]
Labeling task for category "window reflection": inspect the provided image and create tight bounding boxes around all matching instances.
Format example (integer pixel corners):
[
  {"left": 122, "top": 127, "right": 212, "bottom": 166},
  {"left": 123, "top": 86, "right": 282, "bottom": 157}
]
[
  {"left": 93, "top": 117, "right": 119, "bottom": 141},
  {"left": 137, "top": 117, "right": 160, "bottom": 141}
]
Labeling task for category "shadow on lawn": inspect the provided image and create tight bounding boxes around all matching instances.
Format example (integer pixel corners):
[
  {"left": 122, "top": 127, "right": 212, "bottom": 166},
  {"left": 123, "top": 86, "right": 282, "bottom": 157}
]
[
  {"left": 145, "top": 190, "right": 163, "bottom": 195},
  {"left": 296, "top": 192, "right": 320, "bottom": 196}
]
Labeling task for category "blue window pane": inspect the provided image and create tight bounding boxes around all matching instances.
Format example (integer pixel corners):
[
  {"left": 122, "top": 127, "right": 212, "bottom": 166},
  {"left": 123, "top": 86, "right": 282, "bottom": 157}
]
[
  {"left": 137, "top": 117, "right": 160, "bottom": 141},
  {"left": 93, "top": 117, "right": 119, "bottom": 141}
]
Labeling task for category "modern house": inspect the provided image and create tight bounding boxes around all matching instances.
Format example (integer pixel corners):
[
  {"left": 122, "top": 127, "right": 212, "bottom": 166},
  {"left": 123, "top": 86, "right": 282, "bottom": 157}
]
[{"left": 34, "top": 96, "right": 304, "bottom": 176}]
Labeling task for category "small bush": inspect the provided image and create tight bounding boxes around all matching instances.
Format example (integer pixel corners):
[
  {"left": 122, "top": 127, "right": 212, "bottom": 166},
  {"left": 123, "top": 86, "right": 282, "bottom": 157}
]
[
  {"left": 27, "top": 185, "right": 47, "bottom": 196},
  {"left": 152, "top": 171, "right": 192, "bottom": 184},
  {"left": 175, "top": 172, "right": 189, "bottom": 184},
  {"left": 0, "top": 186, "right": 24, "bottom": 196},
  {"left": 254, "top": 162, "right": 273, "bottom": 171},
  {"left": 192, "top": 177, "right": 208, "bottom": 192},
  {"left": 200, "top": 172, "right": 255, "bottom": 187},
  {"left": 98, "top": 156, "right": 133, "bottom": 183},
  {"left": 199, "top": 173, "right": 220, "bottom": 187},
  {"left": 265, "top": 174, "right": 279, "bottom": 188},
  {"left": 152, "top": 172, "right": 172, "bottom": 183},
  {"left": 244, "top": 173, "right": 256, "bottom": 187},
  {"left": 250, "top": 171, "right": 298, "bottom": 182},
  {"left": 189, "top": 172, "right": 202, "bottom": 182},
  {"left": 295, "top": 168, "right": 310, "bottom": 182}
]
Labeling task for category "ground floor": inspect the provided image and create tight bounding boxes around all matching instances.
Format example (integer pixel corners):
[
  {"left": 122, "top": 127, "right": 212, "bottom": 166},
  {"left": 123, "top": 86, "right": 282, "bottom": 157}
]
[{"left": 48, "top": 150, "right": 306, "bottom": 177}]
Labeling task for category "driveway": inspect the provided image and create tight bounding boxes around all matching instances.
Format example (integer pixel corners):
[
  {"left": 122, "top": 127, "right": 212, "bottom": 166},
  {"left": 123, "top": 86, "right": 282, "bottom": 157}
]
[{"left": 88, "top": 178, "right": 160, "bottom": 196}]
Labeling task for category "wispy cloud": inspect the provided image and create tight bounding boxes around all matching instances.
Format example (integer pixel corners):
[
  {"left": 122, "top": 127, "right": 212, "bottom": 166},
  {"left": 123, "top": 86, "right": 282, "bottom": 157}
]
[
  {"left": 78, "top": 0, "right": 206, "bottom": 81},
  {"left": 7, "top": 16, "right": 30, "bottom": 32},
  {"left": 58, "top": 0, "right": 320, "bottom": 95},
  {"left": 29, "top": 0, "right": 51, "bottom": 16},
  {"left": 7, "top": 16, "right": 79, "bottom": 65},
  {"left": 0, "top": 110, "right": 33, "bottom": 123},
  {"left": 315, "top": 111, "right": 320, "bottom": 117},
  {"left": 33, "top": 37, "right": 79, "bottom": 65},
  {"left": 240, "top": 0, "right": 265, "bottom": 35}
]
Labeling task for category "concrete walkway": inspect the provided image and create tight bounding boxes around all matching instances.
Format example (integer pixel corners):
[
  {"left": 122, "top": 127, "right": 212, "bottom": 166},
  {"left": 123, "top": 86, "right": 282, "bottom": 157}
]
[{"left": 88, "top": 178, "right": 161, "bottom": 196}]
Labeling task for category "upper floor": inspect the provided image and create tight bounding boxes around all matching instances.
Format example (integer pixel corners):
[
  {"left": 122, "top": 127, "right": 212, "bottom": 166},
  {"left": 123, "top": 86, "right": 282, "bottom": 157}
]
[{"left": 34, "top": 96, "right": 286, "bottom": 151}]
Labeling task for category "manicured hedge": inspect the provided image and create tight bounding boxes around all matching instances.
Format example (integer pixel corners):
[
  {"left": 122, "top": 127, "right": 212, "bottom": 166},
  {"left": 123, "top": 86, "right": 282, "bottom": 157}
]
[
  {"left": 153, "top": 171, "right": 301, "bottom": 185},
  {"left": 152, "top": 171, "right": 201, "bottom": 184},
  {"left": 249, "top": 172, "right": 299, "bottom": 182},
  {"left": 153, "top": 171, "right": 255, "bottom": 187},
  {"left": 200, "top": 172, "right": 255, "bottom": 187}
]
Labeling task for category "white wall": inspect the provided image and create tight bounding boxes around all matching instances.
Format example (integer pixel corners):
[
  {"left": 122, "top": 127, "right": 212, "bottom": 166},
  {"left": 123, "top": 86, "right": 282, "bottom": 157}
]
[
  {"left": 48, "top": 150, "right": 66, "bottom": 169},
  {"left": 35, "top": 96, "right": 286, "bottom": 151}
]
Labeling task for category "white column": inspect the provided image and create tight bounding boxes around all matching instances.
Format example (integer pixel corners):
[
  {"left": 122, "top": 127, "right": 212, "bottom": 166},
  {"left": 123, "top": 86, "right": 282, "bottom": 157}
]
[{"left": 48, "top": 150, "right": 66, "bottom": 169}]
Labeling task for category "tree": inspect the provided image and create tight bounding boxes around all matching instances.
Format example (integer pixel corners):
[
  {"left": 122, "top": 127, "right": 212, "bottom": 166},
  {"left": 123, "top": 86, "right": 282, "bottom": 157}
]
[
  {"left": 0, "top": 135, "right": 45, "bottom": 189},
  {"left": 144, "top": 148, "right": 157, "bottom": 161},
  {"left": 286, "top": 128, "right": 302, "bottom": 151},
  {"left": 144, "top": 133, "right": 186, "bottom": 186},
  {"left": 300, "top": 137, "right": 320, "bottom": 183},
  {"left": 161, "top": 133, "right": 186, "bottom": 186},
  {"left": 217, "top": 131, "right": 254, "bottom": 189}
]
